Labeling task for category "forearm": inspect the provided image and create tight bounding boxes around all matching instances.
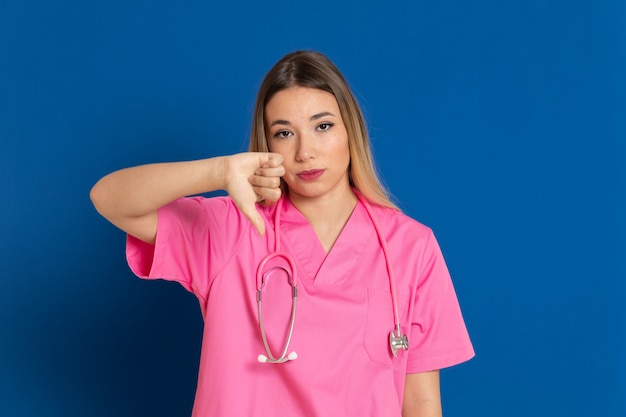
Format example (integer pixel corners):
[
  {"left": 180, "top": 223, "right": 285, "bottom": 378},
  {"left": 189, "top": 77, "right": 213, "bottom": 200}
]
[
  {"left": 402, "top": 397, "right": 442, "bottom": 417},
  {"left": 91, "top": 157, "right": 226, "bottom": 220},
  {"left": 90, "top": 157, "right": 228, "bottom": 243},
  {"left": 402, "top": 371, "right": 442, "bottom": 417}
]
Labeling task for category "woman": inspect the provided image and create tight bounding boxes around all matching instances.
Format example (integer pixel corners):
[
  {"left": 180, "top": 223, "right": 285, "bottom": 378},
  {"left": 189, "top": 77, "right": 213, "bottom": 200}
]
[{"left": 91, "top": 51, "right": 474, "bottom": 417}]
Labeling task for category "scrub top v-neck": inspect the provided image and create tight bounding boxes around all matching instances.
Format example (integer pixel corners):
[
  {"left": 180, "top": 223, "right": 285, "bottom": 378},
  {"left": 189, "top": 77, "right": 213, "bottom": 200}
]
[{"left": 277, "top": 196, "right": 374, "bottom": 287}]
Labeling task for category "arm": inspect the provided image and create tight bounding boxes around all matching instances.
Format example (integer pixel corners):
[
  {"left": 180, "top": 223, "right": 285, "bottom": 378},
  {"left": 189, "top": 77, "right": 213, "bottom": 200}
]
[
  {"left": 90, "top": 153, "right": 284, "bottom": 243},
  {"left": 402, "top": 370, "right": 442, "bottom": 417}
]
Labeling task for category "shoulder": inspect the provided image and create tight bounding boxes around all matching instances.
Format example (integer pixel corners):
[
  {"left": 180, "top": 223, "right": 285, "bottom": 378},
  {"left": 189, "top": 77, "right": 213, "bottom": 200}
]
[
  {"left": 166, "top": 195, "right": 240, "bottom": 216},
  {"left": 369, "top": 204, "right": 434, "bottom": 242},
  {"left": 159, "top": 196, "right": 255, "bottom": 236}
]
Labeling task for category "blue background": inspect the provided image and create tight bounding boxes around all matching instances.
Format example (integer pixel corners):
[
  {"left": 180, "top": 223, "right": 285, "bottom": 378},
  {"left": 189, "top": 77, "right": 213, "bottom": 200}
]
[{"left": 1, "top": 0, "right": 624, "bottom": 416}]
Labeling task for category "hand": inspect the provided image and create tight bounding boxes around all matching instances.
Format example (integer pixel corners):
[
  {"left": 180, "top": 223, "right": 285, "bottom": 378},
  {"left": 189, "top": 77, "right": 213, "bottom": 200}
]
[{"left": 223, "top": 152, "right": 285, "bottom": 235}]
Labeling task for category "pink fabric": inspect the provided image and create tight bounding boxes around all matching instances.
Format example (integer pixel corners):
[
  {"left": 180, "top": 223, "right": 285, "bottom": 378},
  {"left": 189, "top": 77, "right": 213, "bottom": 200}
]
[{"left": 126, "top": 196, "right": 474, "bottom": 417}]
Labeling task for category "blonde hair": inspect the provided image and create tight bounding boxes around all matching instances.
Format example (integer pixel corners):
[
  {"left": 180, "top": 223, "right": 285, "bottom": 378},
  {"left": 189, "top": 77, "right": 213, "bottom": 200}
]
[{"left": 249, "top": 51, "right": 397, "bottom": 210}]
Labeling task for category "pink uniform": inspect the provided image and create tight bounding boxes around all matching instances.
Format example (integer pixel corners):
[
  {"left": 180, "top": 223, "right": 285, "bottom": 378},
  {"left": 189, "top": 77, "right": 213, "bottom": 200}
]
[{"left": 126, "top": 196, "right": 474, "bottom": 417}]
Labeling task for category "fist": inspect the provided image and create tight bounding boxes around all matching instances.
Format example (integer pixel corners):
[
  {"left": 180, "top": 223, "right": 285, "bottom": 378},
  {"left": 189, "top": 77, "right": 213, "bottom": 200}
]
[{"left": 223, "top": 152, "right": 285, "bottom": 235}]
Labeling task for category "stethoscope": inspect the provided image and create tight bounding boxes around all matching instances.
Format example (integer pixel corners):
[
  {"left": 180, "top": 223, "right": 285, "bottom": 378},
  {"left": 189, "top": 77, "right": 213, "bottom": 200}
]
[{"left": 256, "top": 193, "right": 409, "bottom": 364}]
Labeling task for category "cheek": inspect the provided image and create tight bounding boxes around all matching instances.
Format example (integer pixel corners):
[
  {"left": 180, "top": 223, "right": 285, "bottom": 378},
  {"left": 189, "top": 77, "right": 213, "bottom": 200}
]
[
  {"left": 336, "top": 135, "right": 351, "bottom": 164},
  {"left": 266, "top": 138, "right": 281, "bottom": 154}
]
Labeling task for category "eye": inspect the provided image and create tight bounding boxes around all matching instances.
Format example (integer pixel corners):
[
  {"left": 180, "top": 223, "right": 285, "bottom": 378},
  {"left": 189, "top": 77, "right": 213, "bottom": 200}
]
[
  {"left": 273, "top": 130, "right": 292, "bottom": 139},
  {"left": 317, "top": 122, "right": 334, "bottom": 131}
]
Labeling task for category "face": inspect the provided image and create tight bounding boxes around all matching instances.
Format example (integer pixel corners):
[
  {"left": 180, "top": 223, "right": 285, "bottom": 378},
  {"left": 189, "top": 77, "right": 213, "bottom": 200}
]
[{"left": 265, "top": 86, "right": 351, "bottom": 202}]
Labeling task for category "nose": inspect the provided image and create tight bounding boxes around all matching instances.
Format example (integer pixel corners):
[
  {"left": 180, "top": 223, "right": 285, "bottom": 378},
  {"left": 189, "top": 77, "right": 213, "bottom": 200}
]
[{"left": 295, "top": 133, "right": 316, "bottom": 162}]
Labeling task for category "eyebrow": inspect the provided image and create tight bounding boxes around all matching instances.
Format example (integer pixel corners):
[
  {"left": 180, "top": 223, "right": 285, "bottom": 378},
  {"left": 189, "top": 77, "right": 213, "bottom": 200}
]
[
  {"left": 269, "top": 112, "right": 336, "bottom": 128},
  {"left": 311, "top": 111, "right": 335, "bottom": 121}
]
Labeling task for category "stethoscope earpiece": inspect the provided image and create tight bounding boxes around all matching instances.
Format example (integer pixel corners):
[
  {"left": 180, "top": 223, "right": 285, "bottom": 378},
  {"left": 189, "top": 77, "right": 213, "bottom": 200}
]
[{"left": 257, "top": 351, "right": 298, "bottom": 364}]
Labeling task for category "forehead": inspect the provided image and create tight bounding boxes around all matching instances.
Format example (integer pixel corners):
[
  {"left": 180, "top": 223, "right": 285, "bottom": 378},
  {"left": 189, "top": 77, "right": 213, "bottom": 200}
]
[{"left": 265, "top": 86, "right": 340, "bottom": 121}]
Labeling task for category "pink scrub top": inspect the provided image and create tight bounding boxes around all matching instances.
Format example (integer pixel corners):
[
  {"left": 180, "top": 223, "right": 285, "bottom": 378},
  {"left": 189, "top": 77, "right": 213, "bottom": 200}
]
[{"left": 126, "top": 196, "right": 474, "bottom": 417}]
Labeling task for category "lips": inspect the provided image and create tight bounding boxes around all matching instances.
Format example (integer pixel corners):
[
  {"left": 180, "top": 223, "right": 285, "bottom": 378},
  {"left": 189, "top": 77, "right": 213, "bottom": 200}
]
[{"left": 296, "top": 169, "right": 325, "bottom": 181}]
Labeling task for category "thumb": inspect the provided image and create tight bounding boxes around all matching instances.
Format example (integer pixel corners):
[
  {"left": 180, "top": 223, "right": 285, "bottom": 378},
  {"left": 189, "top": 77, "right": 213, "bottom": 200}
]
[{"left": 240, "top": 203, "right": 266, "bottom": 236}]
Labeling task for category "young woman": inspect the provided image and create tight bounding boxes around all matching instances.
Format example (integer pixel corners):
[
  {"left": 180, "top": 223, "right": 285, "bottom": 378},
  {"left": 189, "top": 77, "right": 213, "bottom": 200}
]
[{"left": 91, "top": 51, "right": 474, "bottom": 417}]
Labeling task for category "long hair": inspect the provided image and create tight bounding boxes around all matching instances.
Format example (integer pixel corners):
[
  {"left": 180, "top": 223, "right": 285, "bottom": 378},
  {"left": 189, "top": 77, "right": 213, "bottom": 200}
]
[{"left": 249, "top": 51, "right": 397, "bottom": 209}]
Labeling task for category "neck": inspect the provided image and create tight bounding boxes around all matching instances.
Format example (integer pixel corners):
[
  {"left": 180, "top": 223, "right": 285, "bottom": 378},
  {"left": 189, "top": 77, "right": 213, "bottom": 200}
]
[{"left": 288, "top": 187, "right": 358, "bottom": 254}]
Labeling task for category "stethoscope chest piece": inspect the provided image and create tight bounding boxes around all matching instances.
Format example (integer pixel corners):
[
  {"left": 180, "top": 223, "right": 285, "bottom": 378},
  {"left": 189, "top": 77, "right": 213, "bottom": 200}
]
[{"left": 389, "top": 326, "right": 409, "bottom": 357}]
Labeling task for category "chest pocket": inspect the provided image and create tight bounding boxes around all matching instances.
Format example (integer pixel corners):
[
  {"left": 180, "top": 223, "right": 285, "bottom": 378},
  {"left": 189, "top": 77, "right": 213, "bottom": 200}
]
[{"left": 362, "top": 287, "right": 408, "bottom": 366}]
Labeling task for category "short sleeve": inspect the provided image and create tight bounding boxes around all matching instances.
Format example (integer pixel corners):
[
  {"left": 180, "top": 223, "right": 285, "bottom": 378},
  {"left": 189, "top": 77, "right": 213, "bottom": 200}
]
[
  {"left": 405, "top": 231, "right": 475, "bottom": 373},
  {"left": 125, "top": 196, "right": 251, "bottom": 303}
]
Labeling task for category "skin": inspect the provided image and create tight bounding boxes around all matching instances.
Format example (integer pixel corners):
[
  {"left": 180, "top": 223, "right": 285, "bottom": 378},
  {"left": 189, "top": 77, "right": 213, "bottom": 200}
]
[
  {"left": 262, "top": 86, "right": 357, "bottom": 253},
  {"left": 90, "top": 85, "right": 442, "bottom": 416},
  {"left": 403, "top": 371, "right": 442, "bottom": 417}
]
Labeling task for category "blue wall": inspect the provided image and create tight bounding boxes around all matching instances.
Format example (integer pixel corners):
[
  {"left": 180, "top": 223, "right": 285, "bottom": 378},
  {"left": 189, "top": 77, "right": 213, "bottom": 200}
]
[{"left": 2, "top": 1, "right": 624, "bottom": 416}]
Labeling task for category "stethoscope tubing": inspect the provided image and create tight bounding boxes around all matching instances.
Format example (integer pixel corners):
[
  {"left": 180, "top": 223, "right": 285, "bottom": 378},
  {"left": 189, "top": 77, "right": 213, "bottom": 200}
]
[
  {"left": 256, "top": 198, "right": 299, "bottom": 363},
  {"left": 357, "top": 193, "right": 402, "bottom": 331},
  {"left": 256, "top": 266, "right": 297, "bottom": 363},
  {"left": 256, "top": 251, "right": 297, "bottom": 289}
]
